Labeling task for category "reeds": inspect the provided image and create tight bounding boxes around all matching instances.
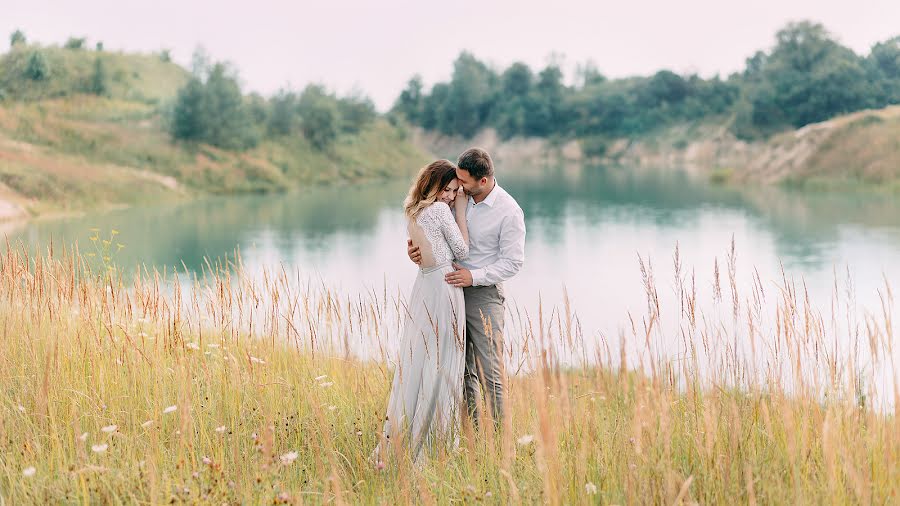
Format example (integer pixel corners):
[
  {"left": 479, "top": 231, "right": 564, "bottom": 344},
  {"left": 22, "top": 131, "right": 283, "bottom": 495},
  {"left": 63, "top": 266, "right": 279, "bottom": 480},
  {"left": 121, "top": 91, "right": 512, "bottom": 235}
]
[{"left": 0, "top": 240, "right": 896, "bottom": 504}]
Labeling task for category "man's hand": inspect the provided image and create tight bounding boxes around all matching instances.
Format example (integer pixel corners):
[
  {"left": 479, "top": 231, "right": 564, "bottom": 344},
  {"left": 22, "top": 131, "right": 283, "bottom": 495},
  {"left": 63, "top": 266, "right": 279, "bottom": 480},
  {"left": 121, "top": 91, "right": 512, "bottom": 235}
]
[
  {"left": 407, "top": 239, "right": 422, "bottom": 265},
  {"left": 445, "top": 263, "right": 473, "bottom": 287}
]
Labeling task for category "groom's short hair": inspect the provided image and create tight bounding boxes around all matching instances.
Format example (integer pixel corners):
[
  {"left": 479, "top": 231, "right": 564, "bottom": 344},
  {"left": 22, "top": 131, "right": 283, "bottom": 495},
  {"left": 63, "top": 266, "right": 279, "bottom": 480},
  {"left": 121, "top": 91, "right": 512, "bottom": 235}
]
[{"left": 457, "top": 148, "right": 494, "bottom": 180}]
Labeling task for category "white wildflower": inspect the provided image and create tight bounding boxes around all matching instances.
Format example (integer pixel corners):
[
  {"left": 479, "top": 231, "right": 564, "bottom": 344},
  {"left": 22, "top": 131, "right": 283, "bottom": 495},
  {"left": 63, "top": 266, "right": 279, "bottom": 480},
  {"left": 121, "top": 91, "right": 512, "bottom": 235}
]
[
  {"left": 141, "top": 420, "right": 154, "bottom": 428},
  {"left": 17, "top": 405, "right": 25, "bottom": 413},
  {"left": 319, "top": 381, "right": 333, "bottom": 388},
  {"left": 101, "top": 424, "right": 117, "bottom": 433},
  {"left": 314, "top": 374, "right": 328, "bottom": 381},
  {"left": 328, "top": 405, "right": 336, "bottom": 411},
  {"left": 517, "top": 434, "right": 534, "bottom": 446},
  {"left": 163, "top": 405, "right": 177, "bottom": 415},
  {"left": 22, "top": 466, "right": 36, "bottom": 477},
  {"left": 91, "top": 443, "right": 108, "bottom": 453},
  {"left": 585, "top": 482, "right": 598, "bottom": 495},
  {"left": 250, "top": 356, "right": 265, "bottom": 365},
  {"left": 78, "top": 432, "right": 89, "bottom": 441},
  {"left": 186, "top": 342, "right": 200, "bottom": 351},
  {"left": 214, "top": 425, "right": 227, "bottom": 433},
  {"left": 202, "top": 456, "right": 212, "bottom": 465},
  {"left": 280, "top": 451, "right": 299, "bottom": 465}
]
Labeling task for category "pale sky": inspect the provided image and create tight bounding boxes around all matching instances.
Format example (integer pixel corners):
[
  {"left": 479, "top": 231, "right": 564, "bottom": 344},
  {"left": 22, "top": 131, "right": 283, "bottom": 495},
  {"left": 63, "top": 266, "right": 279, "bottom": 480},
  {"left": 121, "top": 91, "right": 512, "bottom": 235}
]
[{"left": 3, "top": 0, "right": 898, "bottom": 110}]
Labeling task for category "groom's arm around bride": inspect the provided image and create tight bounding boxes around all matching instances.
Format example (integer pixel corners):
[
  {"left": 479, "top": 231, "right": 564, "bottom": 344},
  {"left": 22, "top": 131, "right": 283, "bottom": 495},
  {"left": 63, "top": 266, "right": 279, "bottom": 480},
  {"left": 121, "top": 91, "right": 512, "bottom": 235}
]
[{"left": 408, "top": 147, "right": 526, "bottom": 425}]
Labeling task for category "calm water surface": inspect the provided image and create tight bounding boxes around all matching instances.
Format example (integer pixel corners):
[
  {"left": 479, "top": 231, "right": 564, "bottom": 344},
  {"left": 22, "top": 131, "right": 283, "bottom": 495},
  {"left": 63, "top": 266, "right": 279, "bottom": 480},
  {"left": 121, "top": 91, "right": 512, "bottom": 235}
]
[{"left": 10, "top": 166, "right": 899, "bottom": 401}]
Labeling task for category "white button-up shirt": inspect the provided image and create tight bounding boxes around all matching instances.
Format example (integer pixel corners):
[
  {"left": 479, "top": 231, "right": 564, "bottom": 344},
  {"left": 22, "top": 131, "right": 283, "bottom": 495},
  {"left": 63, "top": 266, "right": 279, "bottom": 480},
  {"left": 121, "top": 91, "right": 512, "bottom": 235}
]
[{"left": 458, "top": 182, "right": 526, "bottom": 286}]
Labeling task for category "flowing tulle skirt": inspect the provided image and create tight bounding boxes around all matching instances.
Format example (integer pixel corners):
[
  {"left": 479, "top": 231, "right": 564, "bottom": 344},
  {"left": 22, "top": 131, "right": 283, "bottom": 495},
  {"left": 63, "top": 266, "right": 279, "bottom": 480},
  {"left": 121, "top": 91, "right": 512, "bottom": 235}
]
[{"left": 374, "top": 262, "right": 466, "bottom": 463}]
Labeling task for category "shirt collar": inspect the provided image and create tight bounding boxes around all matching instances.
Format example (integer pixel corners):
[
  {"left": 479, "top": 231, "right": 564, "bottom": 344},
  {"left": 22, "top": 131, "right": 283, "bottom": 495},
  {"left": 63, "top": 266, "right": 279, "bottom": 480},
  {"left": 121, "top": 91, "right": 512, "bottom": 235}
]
[{"left": 472, "top": 180, "right": 502, "bottom": 207}]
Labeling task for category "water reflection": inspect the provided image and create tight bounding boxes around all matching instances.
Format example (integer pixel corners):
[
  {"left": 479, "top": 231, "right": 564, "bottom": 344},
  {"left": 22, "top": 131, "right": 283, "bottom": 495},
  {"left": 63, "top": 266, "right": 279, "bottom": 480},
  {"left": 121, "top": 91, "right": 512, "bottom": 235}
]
[
  {"left": 12, "top": 167, "right": 900, "bottom": 276},
  {"left": 8, "top": 165, "right": 899, "bottom": 406}
]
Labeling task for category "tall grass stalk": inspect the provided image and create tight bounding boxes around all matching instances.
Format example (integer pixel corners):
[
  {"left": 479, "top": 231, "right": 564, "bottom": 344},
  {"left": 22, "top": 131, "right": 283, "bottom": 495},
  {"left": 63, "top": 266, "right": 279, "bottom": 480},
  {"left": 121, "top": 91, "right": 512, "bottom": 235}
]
[{"left": 0, "top": 242, "right": 897, "bottom": 504}]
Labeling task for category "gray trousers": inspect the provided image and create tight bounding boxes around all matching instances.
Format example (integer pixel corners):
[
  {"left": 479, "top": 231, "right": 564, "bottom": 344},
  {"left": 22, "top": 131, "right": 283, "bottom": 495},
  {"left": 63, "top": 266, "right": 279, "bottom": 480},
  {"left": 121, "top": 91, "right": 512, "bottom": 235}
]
[{"left": 462, "top": 284, "right": 506, "bottom": 425}]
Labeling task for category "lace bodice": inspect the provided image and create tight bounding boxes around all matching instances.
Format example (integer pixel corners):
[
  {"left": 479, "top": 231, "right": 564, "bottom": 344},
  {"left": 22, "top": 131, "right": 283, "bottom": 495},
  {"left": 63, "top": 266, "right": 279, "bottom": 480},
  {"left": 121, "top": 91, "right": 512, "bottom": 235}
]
[{"left": 411, "top": 203, "right": 469, "bottom": 267}]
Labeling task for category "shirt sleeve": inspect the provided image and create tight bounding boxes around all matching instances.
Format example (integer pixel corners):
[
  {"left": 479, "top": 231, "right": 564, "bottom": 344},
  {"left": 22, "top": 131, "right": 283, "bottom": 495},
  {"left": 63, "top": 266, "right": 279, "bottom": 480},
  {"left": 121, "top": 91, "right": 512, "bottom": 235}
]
[
  {"left": 470, "top": 206, "right": 526, "bottom": 286},
  {"left": 437, "top": 204, "right": 469, "bottom": 261}
]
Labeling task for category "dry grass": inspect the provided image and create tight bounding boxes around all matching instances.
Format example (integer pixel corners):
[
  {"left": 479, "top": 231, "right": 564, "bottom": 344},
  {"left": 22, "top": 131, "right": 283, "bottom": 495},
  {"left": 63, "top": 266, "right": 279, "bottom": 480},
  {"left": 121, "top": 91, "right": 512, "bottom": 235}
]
[{"left": 0, "top": 241, "right": 897, "bottom": 504}]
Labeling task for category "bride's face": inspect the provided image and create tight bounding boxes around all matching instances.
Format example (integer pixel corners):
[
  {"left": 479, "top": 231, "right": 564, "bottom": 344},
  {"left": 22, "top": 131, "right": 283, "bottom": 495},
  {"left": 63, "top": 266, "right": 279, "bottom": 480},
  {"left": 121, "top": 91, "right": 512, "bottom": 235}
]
[{"left": 438, "top": 179, "right": 460, "bottom": 205}]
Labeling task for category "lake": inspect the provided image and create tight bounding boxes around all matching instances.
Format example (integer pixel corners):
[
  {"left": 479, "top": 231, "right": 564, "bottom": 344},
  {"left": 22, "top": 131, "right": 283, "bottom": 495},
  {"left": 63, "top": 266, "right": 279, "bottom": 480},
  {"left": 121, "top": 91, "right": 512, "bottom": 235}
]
[{"left": 8, "top": 165, "right": 900, "bottom": 403}]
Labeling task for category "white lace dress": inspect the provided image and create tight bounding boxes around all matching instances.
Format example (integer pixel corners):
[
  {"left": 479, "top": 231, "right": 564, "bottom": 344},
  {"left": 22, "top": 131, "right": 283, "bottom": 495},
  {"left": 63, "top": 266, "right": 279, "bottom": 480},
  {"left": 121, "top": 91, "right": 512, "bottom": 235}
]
[{"left": 375, "top": 202, "right": 469, "bottom": 463}]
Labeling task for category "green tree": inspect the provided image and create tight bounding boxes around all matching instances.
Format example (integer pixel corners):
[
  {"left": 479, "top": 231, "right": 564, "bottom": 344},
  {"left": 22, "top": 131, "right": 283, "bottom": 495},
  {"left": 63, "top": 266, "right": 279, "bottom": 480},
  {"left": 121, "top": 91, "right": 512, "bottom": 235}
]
[
  {"left": 525, "top": 64, "right": 566, "bottom": 136},
  {"left": 245, "top": 93, "right": 270, "bottom": 128},
  {"left": 867, "top": 36, "right": 900, "bottom": 104},
  {"left": 89, "top": 56, "right": 108, "bottom": 96},
  {"left": 10, "top": 30, "right": 26, "bottom": 47},
  {"left": 337, "top": 92, "right": 376, "bottom": 133},
  {"left": 297, "top": 85, "right": 339, "bottom": 150},
  {"left": 442, "top": 52, "right": 497, "bottom": 137},
  {"left": 202, "top": 63, "right": 257, "bottom": 149},
  {"left": 420, "top": 83, "right": 449, "bottom": 131},
  {"left": 171, "top": 77, "right": 206, "bottom": 142},
  {"left": 743, "top": 22, "right": 873, "bottom": 131},
  {"left": 169, "top": 62, "right": 259, "bottom": 150},
  {"left": 501, "top": 62, "right": 533, "bottom": 97},
  {"left": 24, "top": 50, "right": 49, "bottom": 81},
  {"left": 574, "top": 61, "right": 605, "bottom": 88},
  {"left": 64, "top": 37, "right": 86, "bottom": 50},
  {"left": 268, "top": 90, "right": 299, "bottom": 136},
  {"left": 394, "top": 76, "right": 424, "bottom": 123}
]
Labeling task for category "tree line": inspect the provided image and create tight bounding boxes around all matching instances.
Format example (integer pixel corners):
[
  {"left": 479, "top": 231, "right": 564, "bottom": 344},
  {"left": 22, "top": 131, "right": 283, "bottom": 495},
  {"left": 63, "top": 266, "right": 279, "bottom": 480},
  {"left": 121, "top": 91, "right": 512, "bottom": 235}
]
[
  {"left": 2, "top": 32, "right": 377, "bottom": 151},
  {"left": 170, "top": 51, "right": 376, "bottom": 150},
  {"left": 392, "top": 22, "right": 900, "bottom": 141}
]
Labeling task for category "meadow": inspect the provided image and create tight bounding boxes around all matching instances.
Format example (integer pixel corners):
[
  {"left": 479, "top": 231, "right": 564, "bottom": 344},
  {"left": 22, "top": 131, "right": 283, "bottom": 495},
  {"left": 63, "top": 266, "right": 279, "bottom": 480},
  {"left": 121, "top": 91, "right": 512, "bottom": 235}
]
[{"left": 0, "top": 238, "right": 897, "bottom": 504}]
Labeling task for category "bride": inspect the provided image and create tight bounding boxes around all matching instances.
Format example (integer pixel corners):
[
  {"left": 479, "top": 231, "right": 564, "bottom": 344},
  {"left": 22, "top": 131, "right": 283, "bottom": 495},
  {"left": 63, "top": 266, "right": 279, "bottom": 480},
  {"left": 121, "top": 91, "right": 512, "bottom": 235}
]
[{"left": 373, "top": 159, "right": 469, "bottom": 464}]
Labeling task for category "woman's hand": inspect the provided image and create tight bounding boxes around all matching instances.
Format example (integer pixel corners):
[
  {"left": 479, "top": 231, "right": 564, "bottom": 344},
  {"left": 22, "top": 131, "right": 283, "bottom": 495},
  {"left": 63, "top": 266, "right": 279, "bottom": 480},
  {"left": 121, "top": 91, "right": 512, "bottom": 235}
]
[{"left": 454, "top": 185, "right": 467, "bottom": 213}]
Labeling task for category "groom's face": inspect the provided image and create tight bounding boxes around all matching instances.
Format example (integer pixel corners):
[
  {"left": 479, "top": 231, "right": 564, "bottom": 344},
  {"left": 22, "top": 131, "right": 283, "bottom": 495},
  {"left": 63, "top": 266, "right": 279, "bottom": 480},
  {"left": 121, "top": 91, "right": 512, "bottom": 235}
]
[{"left": 455, "top": 168, "right": 487, "bottom": 196}]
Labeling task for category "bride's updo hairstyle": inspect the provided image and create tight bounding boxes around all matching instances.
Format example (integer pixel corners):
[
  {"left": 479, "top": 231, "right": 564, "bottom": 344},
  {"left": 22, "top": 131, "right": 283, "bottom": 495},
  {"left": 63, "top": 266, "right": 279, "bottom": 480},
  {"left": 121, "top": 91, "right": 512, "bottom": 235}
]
[{"left": 404, "top": 159, "right": 458, "bottom": 219}]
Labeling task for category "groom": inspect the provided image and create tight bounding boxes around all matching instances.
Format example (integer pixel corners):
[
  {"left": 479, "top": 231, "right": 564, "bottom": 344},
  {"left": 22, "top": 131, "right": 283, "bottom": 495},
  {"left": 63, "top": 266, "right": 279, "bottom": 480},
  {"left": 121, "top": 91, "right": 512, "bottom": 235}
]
[{"left": 407, "top": 147, "right": 526, "bottom": 426}]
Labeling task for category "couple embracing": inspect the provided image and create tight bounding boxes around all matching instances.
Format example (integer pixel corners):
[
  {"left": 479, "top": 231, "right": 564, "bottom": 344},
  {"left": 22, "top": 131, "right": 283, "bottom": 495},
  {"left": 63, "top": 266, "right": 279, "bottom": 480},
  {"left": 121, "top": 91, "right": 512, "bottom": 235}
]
[{"left": 372, "top": 147, "right": 526, "bottom": 465}]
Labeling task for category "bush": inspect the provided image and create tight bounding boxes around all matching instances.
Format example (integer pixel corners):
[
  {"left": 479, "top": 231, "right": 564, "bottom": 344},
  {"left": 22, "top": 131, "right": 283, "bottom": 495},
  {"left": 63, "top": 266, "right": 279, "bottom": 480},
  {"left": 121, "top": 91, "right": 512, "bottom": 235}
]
[
  {"left": 9, "top": 30, "right": 26, "bottom": 47},
  {"left": 24, "top": 50, "right": 49, "bottom": 81},
  {"left": 89, "top": 57, "right": 108, "bottom": 96},
  {"left": 64, "top": 37, "right": 86, "bottom": 50}
]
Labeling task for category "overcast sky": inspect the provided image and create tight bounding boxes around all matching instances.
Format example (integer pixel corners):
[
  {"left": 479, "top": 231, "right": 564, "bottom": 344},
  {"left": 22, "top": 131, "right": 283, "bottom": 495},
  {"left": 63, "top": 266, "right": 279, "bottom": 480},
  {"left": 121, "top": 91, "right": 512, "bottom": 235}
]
[{"left": 3, "top": 0, "right": 898, "bottom": 110}]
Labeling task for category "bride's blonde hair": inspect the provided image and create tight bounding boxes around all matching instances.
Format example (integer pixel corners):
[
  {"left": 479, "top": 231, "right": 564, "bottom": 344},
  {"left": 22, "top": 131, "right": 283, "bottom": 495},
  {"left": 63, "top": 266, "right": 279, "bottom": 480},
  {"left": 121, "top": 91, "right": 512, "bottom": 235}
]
[{"left": 404, "top": 159, "right": 458, "bottom": 219}]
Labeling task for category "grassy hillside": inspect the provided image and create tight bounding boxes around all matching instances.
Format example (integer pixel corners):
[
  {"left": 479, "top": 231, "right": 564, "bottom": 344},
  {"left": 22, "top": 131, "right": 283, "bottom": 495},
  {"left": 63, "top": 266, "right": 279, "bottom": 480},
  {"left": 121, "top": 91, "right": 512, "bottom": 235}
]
[
  {"left": 578, "top": 105, "right": 900, "bottom": 189},
  {"left": 0, "top": 45, "right": 189, "bottom": 104},
  {"left": 0, "top": 46, "right": 429, "bottom": 219}
]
